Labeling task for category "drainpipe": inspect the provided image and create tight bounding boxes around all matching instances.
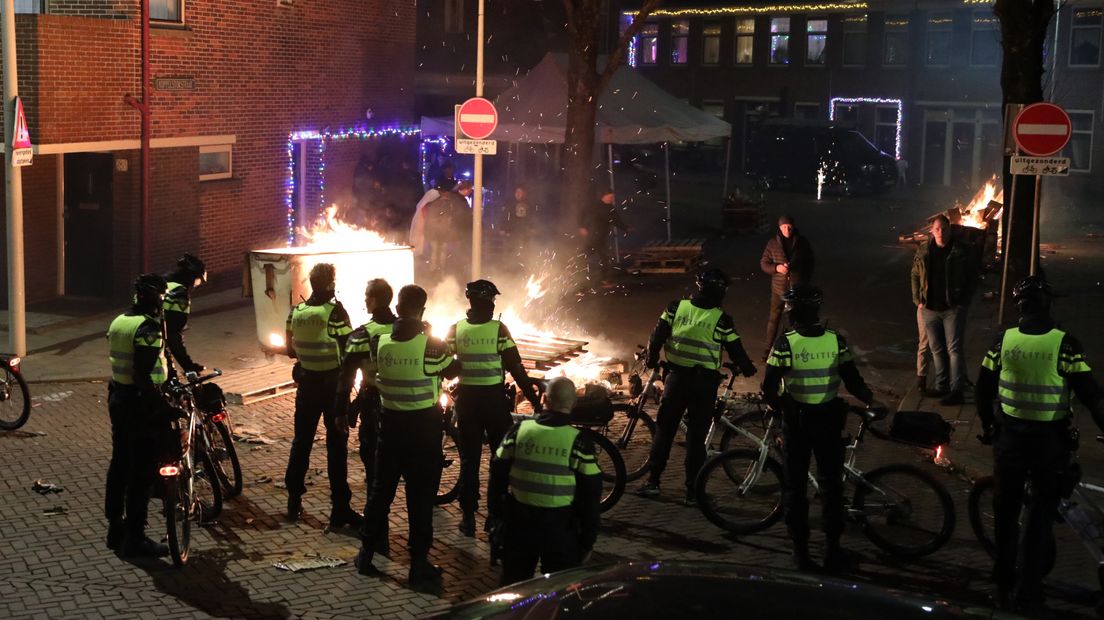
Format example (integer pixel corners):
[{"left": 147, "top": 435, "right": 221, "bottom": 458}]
[{"left": 124, "top": 0, "right": 150, "bottom": 272}]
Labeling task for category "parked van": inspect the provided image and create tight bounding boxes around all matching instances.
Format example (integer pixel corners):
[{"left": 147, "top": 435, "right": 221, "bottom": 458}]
[{"left": 747, "top": 121, "right": 897, "bottom": 195}]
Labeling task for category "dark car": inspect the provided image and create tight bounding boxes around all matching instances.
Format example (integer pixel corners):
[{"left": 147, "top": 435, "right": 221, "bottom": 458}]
[
  {"left": 747, "top": 121, "right": 898, "bottom": 195},
  {"left": 429, "top": 561, "right": 1021, "bottom": 619}
]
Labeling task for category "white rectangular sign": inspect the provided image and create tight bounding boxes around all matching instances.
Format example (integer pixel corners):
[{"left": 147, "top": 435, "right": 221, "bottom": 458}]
[
  {"left": 455, "top": 139, "right": 497, "bottom": 155},
  {"left": 11, "top": 147, "right": 32, "bottom": 167},
  {"left": 1010, "top": 155, "right": 1069, "bottom": 177}
]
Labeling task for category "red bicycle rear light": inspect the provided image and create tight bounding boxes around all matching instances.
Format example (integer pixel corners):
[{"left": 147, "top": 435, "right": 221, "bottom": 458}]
[
  {"left": 7, "top": 357, "right": 20, "bottom": 370},
  {"left": 159, "top": 465, "right": 180, "bottom": 477},
  {"left": 210, "top": 411, "right": 226, "bottom": 423}
]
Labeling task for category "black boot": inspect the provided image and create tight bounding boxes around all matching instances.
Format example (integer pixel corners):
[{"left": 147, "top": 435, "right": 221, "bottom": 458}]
[
  {"left": 409, "top": 557, "right": 443, "bottom": 583},
  {"left": 121, "top": 533, "right": 169, "bottom": 558},
  {"left": 329, "top": 505, "right": 365, "bottom": 529},
  {"left": 458, "top": 511, "right": 476, "bottom": 537},
  {"left": 354, "top": 546, "right": 381, "bottom": 576},
  {"left": 106, "top": 521, "right": 125, "bottom": 551},
  {"left": 286, "top": 494, "right": 302, "bottom": 522},
  {"left": 822, "top": 539, "right": 852, "bottom": 573}
]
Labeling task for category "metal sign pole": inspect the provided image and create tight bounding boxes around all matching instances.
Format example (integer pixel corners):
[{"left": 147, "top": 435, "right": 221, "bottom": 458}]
[
  {"left": 997, "top": 173, "right": 1018, "bottom": 326},
  {"left": 664, "top": 142, "right": 672, "bottom": 241},
  {"left": 471, "top": 0, "right": 486, "bottom": 280},
  {"left": 608, "top": 143, "right": 619, "bottom": 262}
]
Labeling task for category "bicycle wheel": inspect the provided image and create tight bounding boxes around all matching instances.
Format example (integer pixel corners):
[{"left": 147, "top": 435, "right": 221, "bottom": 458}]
[
  {"left": 0, "top": 366, "right": 31, "bottom": 431},
  {"left": 435, "top": 418, "right": 461, "bottom": 505},
  {"left": 164, "top": 476, "right": 191, "bottom": 567},
  {"left": 585, "top": 429, "right": 626, "bottom": 513},
  {"left": 718, "top": 409, "right": 772, "bottom": 453},
  {"left": 194, "top": 446, "right": 224, "bottom": 522},
  {"left": 604, "top": 403, "right": 656, "bottom": 482},
  {"left": 208, "top": 420, "right": 243, "bottom": 498},
  {"left": 853, "top": 464, "right": 955, "bottom": 558},
  {"left": 694, "top": 448, "right": 784, "bottom": 535},
  {"left": 967, "top": 475, "right": 1057, "bottom": 574}
]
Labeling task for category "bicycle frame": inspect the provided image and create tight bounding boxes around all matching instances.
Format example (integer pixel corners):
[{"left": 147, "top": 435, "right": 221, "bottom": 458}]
[{"left": 1062, "top": 480, "right": 1104, "bottom": 566}]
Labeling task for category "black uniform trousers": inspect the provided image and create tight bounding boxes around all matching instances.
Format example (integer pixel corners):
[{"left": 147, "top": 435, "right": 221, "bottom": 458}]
[
  {"left": 993, "top": 413, "right": 1072, "bottom": 605},
  {"left": 357, "top": 390, "right": 381, "bottom": 487},
  {"left": 782, "top": 400, "right": 847, "bottom": 545},
  {"left": 105, "top": 383, "right": 159, "bottom": 537},
  {"left": 647, "top": 367, "right": 719, "bottom": 489},
  {"left": 361, "top": 407, "right": 442, "bottom": 561},
  {"left": 456, "top": 383, "right": 512, "bottom": 513},
  {"left": 284, "top": 368, "right": 352, "bottom": 509},
  {"left": 500, "top": 498, "right": 581, "bottom": 585}
]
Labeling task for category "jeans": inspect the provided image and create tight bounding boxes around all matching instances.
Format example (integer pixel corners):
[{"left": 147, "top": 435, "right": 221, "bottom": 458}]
[
  {"left": 921, "top": 305, "right": 966, "bottom": 393},
  {"left": 916, "top": 305, "right": 929, "bottom": 379}
]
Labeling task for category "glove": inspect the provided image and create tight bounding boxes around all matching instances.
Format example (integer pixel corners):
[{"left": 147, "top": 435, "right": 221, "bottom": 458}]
[
  {"left": 866, "top": 400, "right": 889, "bottom": 420},
  {"left": 186, "top": 363, "right": 205, "bottom": 374},
  {"left": 645, "top": 356, "right": 659, "bottom": 370}
]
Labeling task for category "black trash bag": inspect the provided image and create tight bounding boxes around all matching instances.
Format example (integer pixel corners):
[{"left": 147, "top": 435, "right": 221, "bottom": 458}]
[
  {"left": 194, "top": 382, "right": 226, "bottom": 414},
  {"left": 571, "top": 383, "right": 614, "bottom": 427},
  {"left": 889, "top": 410, "right": 953, "bottom": 448}
]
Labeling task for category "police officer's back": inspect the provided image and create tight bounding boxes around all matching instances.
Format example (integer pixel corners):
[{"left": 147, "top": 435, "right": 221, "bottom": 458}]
[
  {"left": 638, "top": 268, "right": 756, "bottom": 503},
  {"left": 283, "top": 263, "right": 358, "bottom": 528},
  {"left": 446, "top": 279, "right": 541, "bottom": 537},
  {"left": 489, "top": 376, "right": 602, "bottom": 585},
  {"left": 105, "top": 274, "right": 171, "bottom": 557},
  {"left": 975, "top": 276, "right": 1104, "bottom": 613},
  {"left": 162, "top": 253, "right": 206, "bottom": 374},
  {"left": 761, "top": 284, "right": 882, "bottom": 572},
  {"left": 355, "top": 284, "right": 460, "bottom": 584}
]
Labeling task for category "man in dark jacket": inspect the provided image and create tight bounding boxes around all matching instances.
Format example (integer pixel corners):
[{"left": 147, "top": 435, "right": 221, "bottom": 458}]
[
  {"left": 579, "top": 187, "right": 627, "bottom": 288},
  {"left": 759, "top": 214, "right": 815, "bottom": 361},
  {"left": 911, "top": 215, "right": 976, "bottom": 405}
]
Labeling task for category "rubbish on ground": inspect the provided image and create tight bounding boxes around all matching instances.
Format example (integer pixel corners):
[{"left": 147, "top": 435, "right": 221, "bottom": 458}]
[
  {"left": 235, "top": 430, "right": 275, "bottom": 445},
  {"left": 272, "top": 554, "right": 347, "bottom": 572},
  {"left": 254, "top": 475, "right": 273, "bottom": 484},
  {"left": 274, "top": 481, "right": 287, "bottom": 489},
  {"left": 32, "top": 479, "right": 64, "bottom": 494},
  {"left": 245, "top": 517, "right": 255, "bottom": 525},
  {"left": 982, "top": 291, "right": 997, "bottom": 300},
  {"left": 32, "top": 391, "right": 73, "bottom": 403},
  {"left": 43, "top": 506, "right": 67, "bottom": 516}
]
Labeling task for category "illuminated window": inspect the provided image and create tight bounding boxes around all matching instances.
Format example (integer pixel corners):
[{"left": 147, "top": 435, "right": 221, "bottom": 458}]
[
  {"left": 1070, "top": 8, "right": 1102, "bottom": 67},
  {"left": 444, "top": 0, "right": 464, "bottom": 34},
  {"left": 151, "top": 0, "right": 183, "bottom": 23},
  {"left": 199, "top": 145, "right": 233, "bottom": 181},
  {"left": 1062, "top": 111, "right": 1094, "bottom": 172},
  {"left": 971, "top": 10, "right": 999, "bottom": 66},
  {"left": 640, "top": 22, "right": 659, "bottom": 65},
  {"left": 703, "top": 22, "right": 722, "bottom": 65},
  {"left": 736, "top": 18, "right": 756, "bottom": 64},
  {"left": 926, "top": 12, "right": 953, "bottom": 66},
  {"left": 843, "top": 15, "right": 867, "bottom": 66},
  {"left": 806, "top": 18, "right": 827, "bottom": 65},
  {"left": 884, "top": 15, "right": 909, "bottom": 66},
  {"left": 874, "top": 105, "right": 899, "bottom": 156},
  {"left": 770, "top": 17, "right": 791, "bottom": 65},
  {"left": 671, "top": 20, "right": 690, "bottom": 64}
]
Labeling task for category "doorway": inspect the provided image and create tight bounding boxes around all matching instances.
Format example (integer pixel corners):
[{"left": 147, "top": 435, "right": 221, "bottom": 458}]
[{"left": 64, "top": 153, "right": 113, "bottom": 297}]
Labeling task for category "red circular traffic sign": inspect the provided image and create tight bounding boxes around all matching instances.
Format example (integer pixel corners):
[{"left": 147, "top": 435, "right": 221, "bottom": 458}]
[
  {"left": 1013, "top": 103, "right": 1072, "bottom": 157},
  {"left": 456, "top": 97, "right": 498, "bottom": 140}
]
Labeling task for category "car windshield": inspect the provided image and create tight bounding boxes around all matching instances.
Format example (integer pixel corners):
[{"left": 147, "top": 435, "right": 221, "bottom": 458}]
[{"left": 840, "top": 131, "right": 880, "bottom": 157}]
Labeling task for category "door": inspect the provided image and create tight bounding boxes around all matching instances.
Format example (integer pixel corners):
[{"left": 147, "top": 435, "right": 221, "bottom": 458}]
[{"left": 64, "top": 153, "right": 113, "bottom": 297}]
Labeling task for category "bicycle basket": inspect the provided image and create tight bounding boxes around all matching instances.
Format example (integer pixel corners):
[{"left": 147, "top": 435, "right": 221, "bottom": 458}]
[
  {"left": 570, "top": 384, "right": 615, "bottom": 426},
  {"left": 195, "top": 382, "right": 226, "bottom": 414},
  {"left": 889, "top": 410, "right": 952, "bottom": 448}
]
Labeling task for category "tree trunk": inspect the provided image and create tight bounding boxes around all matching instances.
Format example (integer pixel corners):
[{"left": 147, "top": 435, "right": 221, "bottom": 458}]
[
  {"left": 995, "top": 0, "right": 1054, "bottom": 322},
  {"left": 561, "top": 1, "right": 602, "bottom": 232}
]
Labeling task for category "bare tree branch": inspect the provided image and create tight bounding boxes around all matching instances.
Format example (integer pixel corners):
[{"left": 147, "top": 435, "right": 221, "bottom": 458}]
[{"left": 599, "top": 0, "right": 662, "bottom": 90}]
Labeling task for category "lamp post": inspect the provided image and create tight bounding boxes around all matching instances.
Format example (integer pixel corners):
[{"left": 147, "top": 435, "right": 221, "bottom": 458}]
[
  {"left": 2, "top": 0, "right": 27, "bottom": 356},
  {"left": 471, "top": 0, "right": 486, "bottom": 279}
]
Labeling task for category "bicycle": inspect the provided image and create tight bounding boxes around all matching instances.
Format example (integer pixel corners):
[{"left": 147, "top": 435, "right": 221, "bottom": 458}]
[
  {"left": 0, "top": 355, "right": 31, "bottom": 431},
  {"left": 436, "top": 386, "right": 462, "bottom": 505},
  {"left": 695, "top": 403, "right": 956, "bottom": 559},
  {"left": 602, "top": 346, "right": 659, "bottom": 482},
  {"left": 196, "top": 384, "right": 243, "bottom": 499},
  {"left": 967, "top": 436, "right": 1104, "bottom": 590},
  {"left": 159, "top": 369, "right": 225, "bottom": 567}
]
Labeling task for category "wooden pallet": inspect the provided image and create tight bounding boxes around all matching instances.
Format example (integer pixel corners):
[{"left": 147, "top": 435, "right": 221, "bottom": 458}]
[
  {"left": 515, "top": 335, "right": 588, "bottom": 371},
  {"left": 629, "top": 238, "right": 704, "bottom": 274},
  {"left": 221, "top": 361, "right": 297, "bottom": 406}
]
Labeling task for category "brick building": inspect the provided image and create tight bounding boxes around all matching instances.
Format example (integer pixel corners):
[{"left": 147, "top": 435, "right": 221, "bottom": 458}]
[
  {"left": 618, "top": 0, "right": 1104, "bottom": 201},
  {"left": 1, "top": 0, "right": 415, "bottom": 304}
]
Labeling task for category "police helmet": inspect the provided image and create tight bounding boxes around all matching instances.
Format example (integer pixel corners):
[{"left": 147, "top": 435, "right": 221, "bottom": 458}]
[
  {"left": 177, "top": 253, "right": 207, "bottom": 282},
  {"left": 1012, "top": 275, "right": 1052, "bottom": 303},
  {"left": 696, "top": 268, "right": 730, "bottom": 295},
  {"left": 465, "top": 279, "right": 501, "bottom": 301},
  {"left": 781, "top": 284, "right": 823, "bottom": 312}
]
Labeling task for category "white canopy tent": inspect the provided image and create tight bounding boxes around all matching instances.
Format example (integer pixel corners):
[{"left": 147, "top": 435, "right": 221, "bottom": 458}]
[{"left": 421, "top": 53, "right": 733, "bottom": 239}]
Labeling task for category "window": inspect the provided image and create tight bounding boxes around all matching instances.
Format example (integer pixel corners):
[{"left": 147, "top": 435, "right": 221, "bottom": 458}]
[
  {"left": 151, "top": 0, "right": 183, "bottom": 23},
  {"left": 671, "top": 20, "right": 690, "bottom": 64},
  {"left": 770, "top": 17, "right": 791, "bottom": 65},
  {"left": 1062, "top": 111, "right": 1094, "bottom": 172},
  {"left": 843, "top": 15, "right": 867, "bottom": 66},
  {"left": 640, "top": 22, "right": 659, "bottom": 65},
  {"left": 884, "top": 15, "right": 909, "bottom": 66},
  {"left": 735, "top": 18, "right": 755, "bottom": 64},
  {"left": 926, "top": 12, "right": 953, "bottom": 66},
  {"left": 833, "top": 102, "right": 859, "bottom": 125},
  {"left": 14, "top": 0, "right": 43, "bottom": 12},
  {"left": 875, "top": 105, "right": 899, "bottom": 157},
  {"left": 702, "top": 22, "right": 722, "bottom": 65},
  {"left": 806, "top": 18, "right": 827, "bottom": 65},
  {"left": 199, "top": 145, "right": 233, "bottom": 181},
  {"left": 971, "top": 10, "right": 999, "bottom": 66},
  {"left": 795, "top": 102, "right": 821, "bottom": 120},
  {"left": 1070, "top": 8, "right": 1103, "bottom": 67}
]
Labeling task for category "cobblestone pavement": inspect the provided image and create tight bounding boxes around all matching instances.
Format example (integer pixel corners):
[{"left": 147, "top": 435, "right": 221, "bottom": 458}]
[{"left": 1, "top": 380, "right": 1098, "bottom": 619}]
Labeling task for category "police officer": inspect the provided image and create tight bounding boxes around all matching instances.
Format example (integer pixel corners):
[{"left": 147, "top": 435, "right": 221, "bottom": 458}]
[
  {"left": 334, "top": 278, "right": 396, "bottom": 550},
  {"left": 761, "top": 284, "right": 883, "bottom": 572},
  {"left": 489, "top": 376, "right": 602, "bottom": 585},
  {"left": 639, "top": 268, "right": 756, "bottom": 504},
  {"left": 447, "top": 279, "right": 541, "bottom": 537},
  {"left": 283, "top": 263, "right": 360, "bottom": 528},
  {"left": 105, "top": 274, "right": 170, "bottom": 557},
  {"left": 355, "top": 285, "right": 460, "bottom": 584},
  {"left": 162, "top": 253, "right": 207, "bottom": 373},
  {"left": 976, "top": 276, "right": 1104, "bottom": 613}
]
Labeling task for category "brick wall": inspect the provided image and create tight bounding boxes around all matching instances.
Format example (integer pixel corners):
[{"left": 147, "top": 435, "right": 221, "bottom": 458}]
[
  {"left": 0, "top": 156, "right": 59, "bottom": 305},
  {"left": 0, "top": 1, "right": 416, "bottom": 304}
]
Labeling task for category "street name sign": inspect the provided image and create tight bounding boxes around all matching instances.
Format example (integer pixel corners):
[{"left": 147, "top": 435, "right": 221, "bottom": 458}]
[
  {"left": 1013, "top": 103, "right": 1072, "bottom": 157},
  {"left": 1010, "top": 155, "right": 1070, "bottom": 177}
]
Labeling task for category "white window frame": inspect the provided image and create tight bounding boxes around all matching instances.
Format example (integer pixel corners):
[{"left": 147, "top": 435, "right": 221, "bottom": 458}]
[
  {"left": 770, "top": 16, "right": 792, "bottom": 65},
  {"left": 806, "top": 17, "right": 828, "bottom": 66},
  {"left": 670, "top": 19, "right": 690, "bottom": 65},
  {"left": 883, "top": 15, "right": 909, "bottom": 66},
  {"left": 199, "top": 144, "right": 233, "bottom": 181},
  {"left": 874, "top": 104, "right": 899, "bottom": 156},
  {"left": 970, "top": 10, "right": 999, "bottom": 67},
  {"left": 735, "top": 18, "right": 756, "bottom": 65},
  {"left": 1063, "top": 109, "right": 1094, "bottom": 172},
  {"left": 702, "top": 21, "right": 722, "bottom": 65},
  {"left": 151, "top": 0, "right": 185, "bottom": 24},
  {"left": 842, "top": 15, "right": 868, "bottom": 67},
  {"left": 1069, "top": 7, "right": 1103, "bottom": 68},
  {"left": 14, "top": 0, "right": 43, "bottom": 13}
]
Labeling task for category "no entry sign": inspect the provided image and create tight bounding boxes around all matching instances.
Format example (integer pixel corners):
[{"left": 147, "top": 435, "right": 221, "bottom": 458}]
[
  {"left": 1013, "top": 103, "right": 1072, "bottom": 157},
  {"left": 456, "top": 97, "right": 498, "bottom": 140}
]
